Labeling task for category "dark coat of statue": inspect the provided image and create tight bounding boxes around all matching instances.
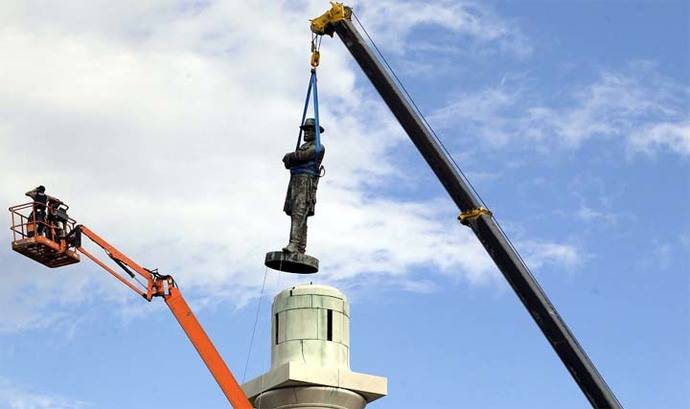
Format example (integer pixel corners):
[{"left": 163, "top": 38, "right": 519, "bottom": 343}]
[{"left": 282, "top": 118, "right": 325, "bottom": 254}]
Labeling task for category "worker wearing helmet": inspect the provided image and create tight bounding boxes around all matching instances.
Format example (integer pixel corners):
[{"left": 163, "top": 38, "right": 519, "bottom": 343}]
[
  {"left": 282, "top": 118, "right": 325, "bottom": 254},
  {"left": 25, "top": 185, "right": 48, "bottom": 237}
]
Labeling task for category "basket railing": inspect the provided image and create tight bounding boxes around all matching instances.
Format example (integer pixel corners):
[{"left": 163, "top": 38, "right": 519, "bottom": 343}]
[{"left": 9, "top": 202, "right": 77, "bottom": 244}]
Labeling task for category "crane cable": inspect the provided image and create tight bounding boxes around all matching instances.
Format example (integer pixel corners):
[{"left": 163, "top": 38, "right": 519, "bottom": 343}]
[
  {"left": 310, "top": 33, "right": 323, "bottom": 69},
  {"left": 351, "top": 12, "right": 488, "bottom": 210},
  {"left": 242, "top": 265, "right": 269, "bottom": 383},
  {"left": 349, "top": 11, "right": 542, "bottom": 283}
]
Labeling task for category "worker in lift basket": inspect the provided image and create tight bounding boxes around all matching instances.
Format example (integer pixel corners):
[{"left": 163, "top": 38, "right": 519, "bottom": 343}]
[
  {"left": 46, "top": 196, "right": 69, "bottom": 241},
  {"left": 25, "top": 185, "right": 48, "bottom": 237},
  {"left": 282, "top": 118, "right": 325, "bottom": 254}
]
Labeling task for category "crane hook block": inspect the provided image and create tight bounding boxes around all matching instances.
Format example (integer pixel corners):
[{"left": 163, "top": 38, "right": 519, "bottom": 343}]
[
  {"left": 311, "top": 50, "right": 321, "bottom": 68},
  {"left": 310, "top": 2, "right": 352, "bottom": 36}
]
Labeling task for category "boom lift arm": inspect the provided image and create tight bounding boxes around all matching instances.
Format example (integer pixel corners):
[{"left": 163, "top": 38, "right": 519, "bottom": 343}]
[
  {"left": 311, "top": 4, "right": 622, "bottom": 408},
  {"left": 68, "top": 225, "right": 252, "bottom": 409}
]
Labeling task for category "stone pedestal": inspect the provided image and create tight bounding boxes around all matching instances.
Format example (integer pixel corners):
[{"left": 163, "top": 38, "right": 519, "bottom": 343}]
[
  {"left": 242, "top": 284, "right": 387, "bottom": 409},
  {"left": 255, "top": 386, "right": 365, "bottom": 409},
  {"left": 265, "top": 251, "right": 319, "bottom": 274}
]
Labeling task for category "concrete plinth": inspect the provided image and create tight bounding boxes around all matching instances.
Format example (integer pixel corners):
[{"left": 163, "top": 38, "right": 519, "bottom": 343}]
[{"left": 242, "top": 284, "right": 387, "bottom": 409}]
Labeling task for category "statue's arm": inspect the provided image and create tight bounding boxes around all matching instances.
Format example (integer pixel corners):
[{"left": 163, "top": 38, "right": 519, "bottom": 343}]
[
  {"left": 291, "top": 145, "right": 317, "bottom": 162},
  {"left": 283, "top": 144, "right": 323, "bottom": 168}
]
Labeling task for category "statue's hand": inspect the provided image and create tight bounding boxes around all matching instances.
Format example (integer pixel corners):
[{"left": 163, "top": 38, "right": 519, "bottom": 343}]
[{"left": 282, "top": 153, "right": 292, "bottom": 168}]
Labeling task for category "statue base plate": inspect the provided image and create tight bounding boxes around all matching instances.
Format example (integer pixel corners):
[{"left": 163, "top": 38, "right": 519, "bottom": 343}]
[{"left": 265, "top": 251, "right": 319, "bottom": 274}]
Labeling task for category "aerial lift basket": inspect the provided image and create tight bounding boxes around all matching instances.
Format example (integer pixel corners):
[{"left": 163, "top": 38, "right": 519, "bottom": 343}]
[{"left": 9, "top": 202, "right": 80, "bottom": 268}]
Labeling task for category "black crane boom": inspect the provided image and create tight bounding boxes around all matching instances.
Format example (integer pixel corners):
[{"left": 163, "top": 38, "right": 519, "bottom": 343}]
[{"left": 319, "top": 8, "right": 622, "bottom": 409}]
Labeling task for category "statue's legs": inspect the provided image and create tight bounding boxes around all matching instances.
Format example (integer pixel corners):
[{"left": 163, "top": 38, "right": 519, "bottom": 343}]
[{"left": 284, "top": 177, "right": 309, "bottom": 254}]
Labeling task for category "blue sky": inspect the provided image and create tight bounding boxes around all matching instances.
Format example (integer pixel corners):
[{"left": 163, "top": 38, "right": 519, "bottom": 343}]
[{"left": 0, "top": 1, "right": 688, "bottom": 408}]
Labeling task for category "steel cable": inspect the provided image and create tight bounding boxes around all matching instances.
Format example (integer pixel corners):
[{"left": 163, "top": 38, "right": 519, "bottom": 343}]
[
  {"left": 242, "top": 265, "right": 269, "bottom": 383},
  {"left": 351, "top": 11, "right": 541, "bottom": 281}
]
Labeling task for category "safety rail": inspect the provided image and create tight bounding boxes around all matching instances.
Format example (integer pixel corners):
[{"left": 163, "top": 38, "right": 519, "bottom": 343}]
[
  {"left": 9, "top": 201, "right": 76, "bottom": 243},
  {"left": 9, "top": 202, "right": 80, "bottom": 268}
]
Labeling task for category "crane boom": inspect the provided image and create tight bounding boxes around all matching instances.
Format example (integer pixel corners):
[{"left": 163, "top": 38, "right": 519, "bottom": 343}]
[{"left": 311, "top": 4, "right": 622, "bottom": 408}]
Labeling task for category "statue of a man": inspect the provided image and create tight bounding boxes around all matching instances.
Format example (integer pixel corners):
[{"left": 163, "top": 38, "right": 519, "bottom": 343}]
[{"left": 282, "top": 118, "right": 325, "bottom": 254}]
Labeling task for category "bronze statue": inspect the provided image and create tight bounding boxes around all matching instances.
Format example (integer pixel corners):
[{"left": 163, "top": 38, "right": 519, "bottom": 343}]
[{"left": 281, "top": 118, "right": 325, "bottom": 254}]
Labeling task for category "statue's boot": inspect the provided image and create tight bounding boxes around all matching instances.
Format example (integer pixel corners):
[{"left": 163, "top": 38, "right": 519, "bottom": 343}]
[
  {"left": 269, "top": 212, "right": 317, "bottom": 274},
  {"left": 283, "top": 215, "right": 303, "bottom": 254},
  {"left": 283, "top": 242, "right": 299, "bottom": 253}
]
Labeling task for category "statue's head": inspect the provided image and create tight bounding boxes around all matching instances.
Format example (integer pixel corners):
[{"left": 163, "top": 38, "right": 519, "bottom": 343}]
[
  {"left": 36, "top": 185, "right": 46, "bottom": 193},
  {"left": 300, "top": 118, "right": 324, "bottom": 142}
]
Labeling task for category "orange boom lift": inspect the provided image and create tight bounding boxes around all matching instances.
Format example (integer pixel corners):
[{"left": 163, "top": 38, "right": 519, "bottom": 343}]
[{"left": 9, "top": 201, "right": 252, "bottom": 409}]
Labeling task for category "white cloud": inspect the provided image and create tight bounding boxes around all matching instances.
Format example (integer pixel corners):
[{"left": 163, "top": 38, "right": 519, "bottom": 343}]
[
  {"left": 430, "top": 87, "right": 518, "bottom": 147},
  {"left": 0, "top": 0, "right": 570, "bottom": 331},
  {"left": 520, "top": 241, "right": 581, "bottom": 270},
  {"left": 0, "top": 379, "right": 88, "bottom": 409},
  {"left": 575, "top": 205, "right": 619, "bottom": 224},
  {"left": 0, "top": 265, "right": 88, "bottom": 332},
  {"left": 431, "top": 62, "right": 690, "bottom": 157},
  {"left": 629, "top": 122, "right": 690, "bottom": 156},
  {"left": 353, "top": 0, "right": 532, "bottom": 57}
]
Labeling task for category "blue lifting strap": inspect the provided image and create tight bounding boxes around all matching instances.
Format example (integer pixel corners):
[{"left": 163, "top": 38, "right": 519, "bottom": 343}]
[
  {"left": 295, "top": 71, "right": 314, "bottom": 150},
  {"left": 294, "top": 70, "right": 323, "bottom": 174},
  {"left": 312, "top": 71, "right": 322, "bottom": 156}
]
